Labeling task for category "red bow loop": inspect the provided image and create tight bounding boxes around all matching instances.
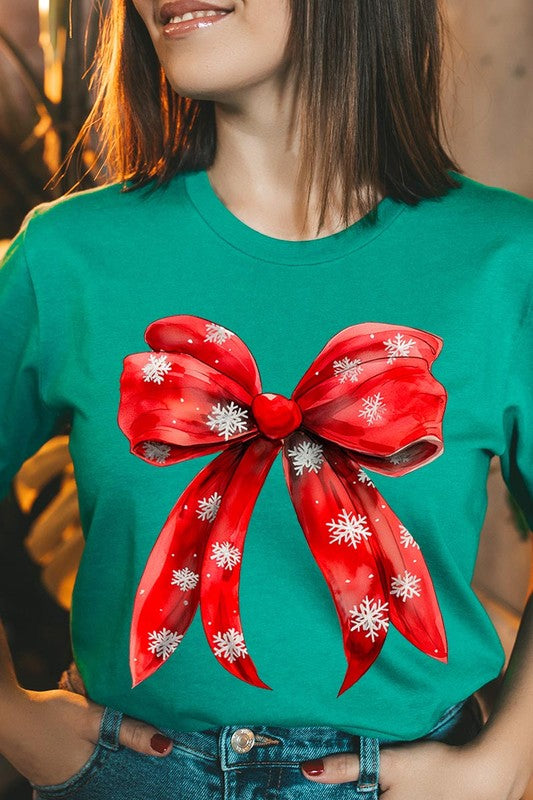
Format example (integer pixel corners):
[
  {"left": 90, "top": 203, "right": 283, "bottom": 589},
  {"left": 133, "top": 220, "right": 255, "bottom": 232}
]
[
  {"left": 294, "top": 323, "right": 446, "bottom": 476},
  {"left": 118, "top": 316, "right": 262, "bottom": 466},
  {"left": 146, "top": 314, "right": 262, "bottom": 398},
  {"left": 292, "top": 321, "right": 443, "bottom": 400}
]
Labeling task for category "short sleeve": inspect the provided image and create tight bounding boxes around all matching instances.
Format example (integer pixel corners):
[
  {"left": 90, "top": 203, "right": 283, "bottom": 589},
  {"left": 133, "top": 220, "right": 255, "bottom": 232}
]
[
  {"left": 0, "top": 219, "right": 63, "bottom": 501},
  {"left": 499, "top": 295, "right": 533, "bottom": 531}
]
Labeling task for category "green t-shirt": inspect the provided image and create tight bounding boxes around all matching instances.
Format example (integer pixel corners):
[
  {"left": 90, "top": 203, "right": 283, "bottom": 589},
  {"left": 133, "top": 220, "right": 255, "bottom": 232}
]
[{"left": 0, "top": 168, "right": 531, "bottom": 740}]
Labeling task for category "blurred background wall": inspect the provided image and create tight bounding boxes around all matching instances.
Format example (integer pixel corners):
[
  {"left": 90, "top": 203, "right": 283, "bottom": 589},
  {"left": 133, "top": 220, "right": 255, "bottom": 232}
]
[
  {"left": 0, "top": 0, "right": 531, "bottom": 798},
  {"left": 445, "top": 0, "right": 532, "bottom": 198}
]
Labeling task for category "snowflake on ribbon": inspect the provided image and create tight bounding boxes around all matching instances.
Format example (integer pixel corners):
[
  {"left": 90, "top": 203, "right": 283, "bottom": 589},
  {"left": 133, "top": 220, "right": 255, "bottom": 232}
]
[
  {"left": 390, "top": 570, "right": 422, "bottom": 602},
  {"left": 358, "top": 392, "right": 387, "bottom": 426},
  {"left": 143, "top": 441, "right": 171, "bottom": 464},
  {"left": 389, "top": 449, "right": 413, "bottom": 465},
  {"left": 332, "top": 356, "right": 364, "bottom": 383},
  {"left": 349, "top": 596, "right": 389, "bottom": 642},
  {"left": 357, "top": 468, "right": 375, "bottom": 487},
  {"left": 206, "top": 401, "right": 249, "bottom": 441},
  {"left": 210, "top": 541, "right": 241, "bottom": 570},
  {"left": 212, "top": 627, "right": 248, "bottom": 663},
  {"left": 147, "top": 628, "right": 183, "bottom": 660},
  {"left": 383, "top": 333, "right": 417, "bottom": 364},
  {"left": 204, "top": 322, "right": 235, "bottom": 345},
  {"left": 326, "top": 508, "right": 372, "bottom": 549},
  {"left": 399, "top": 524, "right": 420, "bottom": 549},
  {"left": 171, "top": 567, "right": 200, "bottom": 592},
  {"left": 286, "top": 439, "right": 325, "bottom": 476},
  {"left": 142, "top": 354, "right": 172, "bottom": 384},
  {"left": 196, "top": 491, "right": 222, "bottom": 522}
]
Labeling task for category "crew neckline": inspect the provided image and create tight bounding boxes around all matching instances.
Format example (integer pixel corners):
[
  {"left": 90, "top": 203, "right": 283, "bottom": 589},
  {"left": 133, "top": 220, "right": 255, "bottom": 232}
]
[{"left": 182, "top": 168, "right": 407, "bottom": 265}]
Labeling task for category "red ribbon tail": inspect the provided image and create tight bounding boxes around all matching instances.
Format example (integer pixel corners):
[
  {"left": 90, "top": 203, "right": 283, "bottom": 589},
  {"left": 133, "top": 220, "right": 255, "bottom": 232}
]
[
  {"left": 200, "top": 436, "right": 281, "bottom": 690},
  {"left": 332, "top": 445, "right": 448, "bottom": 663},
  {"left": 282, "top": 431, "right": 390, "bottom": 697},
  {"left": 129, "top": 443, "right": 246, "bottom": 688}
]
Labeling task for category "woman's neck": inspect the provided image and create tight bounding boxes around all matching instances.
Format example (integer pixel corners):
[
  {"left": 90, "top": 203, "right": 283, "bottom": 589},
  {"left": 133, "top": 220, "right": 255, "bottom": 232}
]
[{"left": 207, "top": 84, "right": 382, "bottom": 241}]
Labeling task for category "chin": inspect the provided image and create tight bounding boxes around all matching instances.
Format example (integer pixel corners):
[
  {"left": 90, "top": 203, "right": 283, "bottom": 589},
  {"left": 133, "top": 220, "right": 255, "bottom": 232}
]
[
  {"left": 163, "top": 75, "right": 250, "bottom": 103},
  {"left": 164, "top": 83, "right": 225, "bottom": 101}
]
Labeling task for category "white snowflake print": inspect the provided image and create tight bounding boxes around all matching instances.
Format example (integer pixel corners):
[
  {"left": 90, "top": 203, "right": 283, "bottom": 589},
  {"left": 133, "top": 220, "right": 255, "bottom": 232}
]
[
  {"left": 210, "top": 541, "right": 242, "bottom": 570},
  {"left": 358, "top": 392, "right": 387, "bottom": 426},
  {"left": 196, "top": 491, "right": 222, "bottom": 522},
  {"left": 349, "top": 596, "right": 389, "bottom": 642},
  {"left": 390, "top": 570, "right": 422, "bottom": 602},
  {"left": 142, "top": 441, "right": 171, "bottom": 464},
  {"left": 147, "top": 628, "right": 183, "bottom": 660},
  {"left": 142, "top": 353, "right": 172, "bottom": 384},
  {"left": 212, "top": 627, "right": 248, "bottom": 663},
  {"left": 332, "top": 356, "right": 364, "bottom": 383},
  {"left": 399, "top": 524, "right": 420, "bottom": 549},
  {"left": 389, "top": 450, "right": 412, "bottom": 465},
  {"left": 204, "top": 322, "right": 235, "bottom": 345},
  {"left": 357, "top": 468, "right": 375, "bottom": 487},
  {"left": 286, "top": 439, "right": 325, "bottom": 476},
  {"left": 171, "top": 567, "right": 200, "bottom": 592},
  {"left": 206, "top": 401, "right": 249, "bottom": 441},
  {"left": 326, "top": 508, "right": 372, "bottom": 549},
  {"left": 383, "top": 333, "right": 416, "bottom": 364}
]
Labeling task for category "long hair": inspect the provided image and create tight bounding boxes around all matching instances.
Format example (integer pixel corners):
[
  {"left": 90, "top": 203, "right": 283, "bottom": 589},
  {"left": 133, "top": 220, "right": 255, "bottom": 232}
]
[{"left": 74, "top": 0, "right": 462, "bottom": 236}]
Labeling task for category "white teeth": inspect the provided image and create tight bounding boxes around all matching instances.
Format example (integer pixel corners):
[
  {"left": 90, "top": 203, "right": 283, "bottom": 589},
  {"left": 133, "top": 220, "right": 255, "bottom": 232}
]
[{"left": 168, "top": 9, "right": 229, "bottom": 23}]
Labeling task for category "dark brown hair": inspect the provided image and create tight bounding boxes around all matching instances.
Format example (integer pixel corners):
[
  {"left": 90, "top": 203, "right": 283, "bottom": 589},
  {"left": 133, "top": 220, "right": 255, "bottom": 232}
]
[{"left": 75, "top": 0, "right": 462, "bottom": 236}]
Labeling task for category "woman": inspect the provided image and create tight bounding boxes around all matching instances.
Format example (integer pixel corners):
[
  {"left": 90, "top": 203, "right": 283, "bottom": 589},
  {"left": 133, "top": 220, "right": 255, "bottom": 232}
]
[{"left": 0, "top": 0, "right": 531, "bottom": 798}]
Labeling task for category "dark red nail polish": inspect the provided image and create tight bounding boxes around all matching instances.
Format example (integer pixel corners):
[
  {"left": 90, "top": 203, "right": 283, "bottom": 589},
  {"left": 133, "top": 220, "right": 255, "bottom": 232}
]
[
  {"left": 151, "top": 733, "right": 172, "bottom": 753},
  {"left": 301, "top": 759, "right": 324, "bottom": 776}
]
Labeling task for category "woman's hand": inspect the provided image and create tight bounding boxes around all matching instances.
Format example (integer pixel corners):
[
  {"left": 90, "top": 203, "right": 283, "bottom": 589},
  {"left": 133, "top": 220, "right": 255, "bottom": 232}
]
[
  {"left": 301, "top": 592, "right": 532, "bottom": 799},
  {"left": 0, "top": 687, "right": 173, "bottom": 787},
  {"left": 300, "top": 738, "right": 527, "bottom": 800}
]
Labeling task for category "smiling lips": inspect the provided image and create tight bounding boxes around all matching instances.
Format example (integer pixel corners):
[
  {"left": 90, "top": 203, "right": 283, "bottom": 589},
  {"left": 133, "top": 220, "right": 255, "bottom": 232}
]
[{"left": 159, "top": 1, "right": 234, "bottom": 25}]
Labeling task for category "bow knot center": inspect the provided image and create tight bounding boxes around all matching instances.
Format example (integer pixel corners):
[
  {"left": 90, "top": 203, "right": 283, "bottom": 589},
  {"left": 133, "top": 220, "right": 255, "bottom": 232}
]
[{"left": 251, "top": 393, "right": 302, "bottom": 440}]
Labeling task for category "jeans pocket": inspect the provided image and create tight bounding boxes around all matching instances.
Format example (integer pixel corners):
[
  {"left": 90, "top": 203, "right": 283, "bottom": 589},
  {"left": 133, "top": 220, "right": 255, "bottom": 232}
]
[
  {"left": 29, "top": 705, "right": 123, "bottom": 798},
  {"left": 29, "top": 741, "right": 111, "bottom": 798}
]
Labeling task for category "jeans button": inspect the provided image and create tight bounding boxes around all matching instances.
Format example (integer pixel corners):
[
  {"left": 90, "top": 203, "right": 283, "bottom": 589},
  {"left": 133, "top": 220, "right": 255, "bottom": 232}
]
[{"left": 230, "top": 728, "right": 255, "bottom": 753}]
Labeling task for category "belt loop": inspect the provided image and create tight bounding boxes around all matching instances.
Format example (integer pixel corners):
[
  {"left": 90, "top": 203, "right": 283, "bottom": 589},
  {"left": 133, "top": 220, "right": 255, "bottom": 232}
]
[
  {"left": 98, "top": 706, "right": 124, "bottom": 751},
  {"left": 356, "top": 735, "right": 380, "bottom": 793}
]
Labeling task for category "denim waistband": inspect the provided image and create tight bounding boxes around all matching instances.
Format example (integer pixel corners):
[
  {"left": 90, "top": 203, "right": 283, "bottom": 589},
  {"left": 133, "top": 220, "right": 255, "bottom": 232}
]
[
  {"left": 153, "top": 721, "right": 360, "bottom": 763},
  {"left": 58, "top": 660, "right": 474, "bottom": 763},
  {"left": 143, "top": 696, "right": 473, "bottom": 761},
  {"left": 94, "top": 707, "right": 382, "bottom": 796}
]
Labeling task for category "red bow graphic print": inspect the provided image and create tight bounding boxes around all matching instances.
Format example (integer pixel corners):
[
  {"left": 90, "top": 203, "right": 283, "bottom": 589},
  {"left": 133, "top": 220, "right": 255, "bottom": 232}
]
[{"left": 118, "top": 315, "right": 448, "bottom": 696}]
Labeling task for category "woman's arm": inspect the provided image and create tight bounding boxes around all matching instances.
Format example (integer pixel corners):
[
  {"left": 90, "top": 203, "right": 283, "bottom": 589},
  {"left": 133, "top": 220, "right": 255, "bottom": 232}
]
[
  {"left": 469, "top": 589, "right": 533, "bottom": 796},
  {"left": 0, "top": 617, "right": 27, "bottom": 704},
  {"left": 0, "top": 614, "right": 176, "bottom": 786},
  {"left": 300, "top": 590, "right": 533, "bottom": 800}
]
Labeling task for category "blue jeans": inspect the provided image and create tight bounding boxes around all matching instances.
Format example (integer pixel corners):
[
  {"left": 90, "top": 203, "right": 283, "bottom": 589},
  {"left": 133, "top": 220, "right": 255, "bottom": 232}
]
[{"left": 30, "top": 694, "right": 484, "bottom": 799}]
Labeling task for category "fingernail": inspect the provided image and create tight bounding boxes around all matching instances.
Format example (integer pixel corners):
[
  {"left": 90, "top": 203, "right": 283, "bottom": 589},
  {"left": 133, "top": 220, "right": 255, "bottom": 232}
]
[
  {"left": 151, "top": 733, "right": 172, "bottom": 753},
  {"left": 301, "top": 759, "right": 324, "bottom": 775}
]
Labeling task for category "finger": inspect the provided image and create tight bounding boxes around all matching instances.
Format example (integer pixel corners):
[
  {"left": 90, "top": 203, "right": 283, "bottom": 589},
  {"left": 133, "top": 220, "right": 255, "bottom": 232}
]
[
  {"left": 300, "top": 752, "right": 360, "bottom": 784},
  {"left": 378, "top": 747, "right": 395, "bottom": 791},
  {"left": 113, "top": 713, "right": 173, "bottom": 757}
]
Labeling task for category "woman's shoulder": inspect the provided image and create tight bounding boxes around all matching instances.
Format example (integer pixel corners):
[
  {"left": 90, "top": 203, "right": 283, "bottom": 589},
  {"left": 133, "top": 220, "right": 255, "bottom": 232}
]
[
  {"left": 444, "top": 170, "right": 533, "bottom": 231},
  {"left": 21, "top": 175, "right": 187, "bottom": 242},
  {"left": 448, "top": 172, "right": 532, "bottom": 291},
  {"left": 412, "top": 171, "right": 533, "bottom": 280},
  {"left": 21, "top": 180, "right": 145, "bottom": 233},
  {"left": 9, "top": 178, "right": 184, "bottom": 293}
]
